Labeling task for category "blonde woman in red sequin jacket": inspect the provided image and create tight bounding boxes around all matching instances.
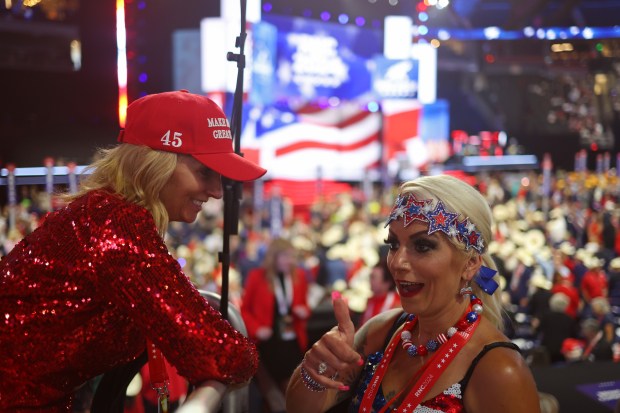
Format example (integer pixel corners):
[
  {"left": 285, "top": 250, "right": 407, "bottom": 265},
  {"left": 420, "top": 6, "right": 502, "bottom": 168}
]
[
  {"left": 286, "top": 174, "right": 541, "bottom": 413},
  {"left": 0, "top": 91, "right": 266, "bottom": 412}
]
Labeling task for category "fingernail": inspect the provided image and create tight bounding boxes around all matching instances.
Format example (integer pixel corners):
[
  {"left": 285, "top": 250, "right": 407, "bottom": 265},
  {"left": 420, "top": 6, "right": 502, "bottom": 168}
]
[
  {"left": 338, "top": 385, "right": 349, "bottom": 391},
  {"left": 331, "top": 291, "right": 341, "bottom": 301},
  {"left": 357, "top": 358, "right": 364, "bottom": 366}
]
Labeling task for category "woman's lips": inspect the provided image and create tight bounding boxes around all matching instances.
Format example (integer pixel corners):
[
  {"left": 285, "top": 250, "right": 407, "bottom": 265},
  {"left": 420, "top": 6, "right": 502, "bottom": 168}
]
[{"left": 397, "top": 280, "right": 424, "bottom": 298}]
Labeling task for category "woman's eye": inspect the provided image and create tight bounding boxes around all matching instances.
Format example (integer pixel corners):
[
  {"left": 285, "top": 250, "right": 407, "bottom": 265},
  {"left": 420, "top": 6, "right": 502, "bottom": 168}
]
[
  {"left": 200, "top": 168, "right": 216, "bottom": 178},
  {"left": 383, "top": 238, "right": 399, "bottom": 251},
  {"left": 414, "top": 240, "right": 433, "bottom": 253}
]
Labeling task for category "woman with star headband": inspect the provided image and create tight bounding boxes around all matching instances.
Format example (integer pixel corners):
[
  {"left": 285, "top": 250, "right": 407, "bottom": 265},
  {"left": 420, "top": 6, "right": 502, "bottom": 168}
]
[{"left": 286, "top": 174, "right": 541, "bottom": 413}]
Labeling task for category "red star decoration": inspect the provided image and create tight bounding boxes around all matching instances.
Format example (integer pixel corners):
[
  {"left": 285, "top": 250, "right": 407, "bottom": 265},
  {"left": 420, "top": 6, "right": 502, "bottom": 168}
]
[{"left": 402, "top": 197, "right": 430, "bottom": 227}]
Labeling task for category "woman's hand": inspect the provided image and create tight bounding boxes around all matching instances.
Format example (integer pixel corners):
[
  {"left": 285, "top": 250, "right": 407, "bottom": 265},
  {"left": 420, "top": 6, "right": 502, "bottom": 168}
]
[{"left": 300, "top": 291, "right": 364, "bottom": 391}]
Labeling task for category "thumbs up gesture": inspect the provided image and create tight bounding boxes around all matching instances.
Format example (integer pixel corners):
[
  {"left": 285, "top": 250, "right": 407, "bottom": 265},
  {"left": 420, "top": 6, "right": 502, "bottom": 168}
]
[
  {"left": 301, "top": 291, "right": 364, "bottom": 390},
  {"left": 332, "top": 291, "right": 357, "bottom": 349}
]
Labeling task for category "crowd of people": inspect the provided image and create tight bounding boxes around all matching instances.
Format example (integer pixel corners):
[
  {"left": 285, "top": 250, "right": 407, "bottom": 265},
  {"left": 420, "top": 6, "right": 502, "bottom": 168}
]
[
  {"left": 2, "top": 92, "right": 620, "bottom": 412},
  {"left": 2, "top": 163, "right": 620, "bottom": 411}
]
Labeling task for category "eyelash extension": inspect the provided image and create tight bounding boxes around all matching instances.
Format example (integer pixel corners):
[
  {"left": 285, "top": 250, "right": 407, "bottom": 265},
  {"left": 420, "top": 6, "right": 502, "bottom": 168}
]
[{"left": 383, "top": 237, "right": 398, "bottom": 250}]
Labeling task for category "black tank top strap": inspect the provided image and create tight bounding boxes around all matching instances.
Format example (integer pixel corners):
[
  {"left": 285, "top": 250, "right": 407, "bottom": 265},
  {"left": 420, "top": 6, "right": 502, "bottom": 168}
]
[
  {"left": 383, "top": 312, "right": 409, "bottom": 349},
  {"left": 460, "top": 341, "right": 521, "bottom": 393}
]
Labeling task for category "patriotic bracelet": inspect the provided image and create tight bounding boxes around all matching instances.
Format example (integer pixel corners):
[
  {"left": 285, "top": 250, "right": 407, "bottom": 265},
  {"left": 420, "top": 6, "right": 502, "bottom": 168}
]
[{"left": 300, "top": 366, "right": 326, "bottom": 392}]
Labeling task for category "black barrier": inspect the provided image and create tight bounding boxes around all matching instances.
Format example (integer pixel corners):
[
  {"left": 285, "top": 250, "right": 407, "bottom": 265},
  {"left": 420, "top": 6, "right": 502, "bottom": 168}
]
[{"left": 532, "top": 361, "right": 620, "bottom": 412}]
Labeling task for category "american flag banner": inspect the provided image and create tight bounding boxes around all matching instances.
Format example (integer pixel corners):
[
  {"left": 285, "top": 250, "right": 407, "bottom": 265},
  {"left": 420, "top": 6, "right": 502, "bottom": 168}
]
[
  {"left": 382, "top": 99, "right": 423, "bottom": 165},
  {"left": 245, "top": 101, "right": 382, "bottom": 181}
]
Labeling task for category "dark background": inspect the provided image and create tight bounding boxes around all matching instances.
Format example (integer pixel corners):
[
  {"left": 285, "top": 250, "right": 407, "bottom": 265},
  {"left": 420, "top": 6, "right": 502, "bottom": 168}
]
[
  {"left": 0, "top": 0, "right": 221, "bottom": 167},
  {"left": 1, "top": 1, "right": 118, "bottom": 166}
]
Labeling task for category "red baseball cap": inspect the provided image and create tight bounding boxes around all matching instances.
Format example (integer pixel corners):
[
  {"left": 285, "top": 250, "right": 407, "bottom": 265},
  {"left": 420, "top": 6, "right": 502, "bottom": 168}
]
[{"left": 117, "top": 90, "right": 266, "bottom": 181}]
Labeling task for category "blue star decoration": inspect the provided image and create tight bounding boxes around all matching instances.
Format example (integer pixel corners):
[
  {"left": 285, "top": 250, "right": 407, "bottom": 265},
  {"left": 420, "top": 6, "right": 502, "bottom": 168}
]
[
  {"left": 385, "top": 194, "right": 485, "bottom": 254},
  {"left": 456, "top": 218, "right": 483, "bottom": 253},
  {"left": 385, "top": 195, "right": 408, "bottom": 227},
  {"left": 402, "top": 197, "right": 431, "bottom": 227},
  {"left": 426, "top": 201, "right": 458, "bottom": 235}
]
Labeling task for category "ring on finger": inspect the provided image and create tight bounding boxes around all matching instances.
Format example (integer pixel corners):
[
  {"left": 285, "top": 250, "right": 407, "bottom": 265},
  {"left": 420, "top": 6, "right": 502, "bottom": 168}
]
[{"left": 317, "top": 361, "right": 328, "bottom": 375}]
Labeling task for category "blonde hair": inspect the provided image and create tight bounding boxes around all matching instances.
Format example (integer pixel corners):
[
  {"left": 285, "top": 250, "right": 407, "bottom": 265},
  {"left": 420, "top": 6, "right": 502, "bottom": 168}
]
[
  {"left": 262, "top": 237, "right": 297, "bottom": 287},
  {"left": 397, "top": 174, "right": 504, "bottom": 329},
  {"left": 63, "top": 144, "right": 177, "bottom": 234}
]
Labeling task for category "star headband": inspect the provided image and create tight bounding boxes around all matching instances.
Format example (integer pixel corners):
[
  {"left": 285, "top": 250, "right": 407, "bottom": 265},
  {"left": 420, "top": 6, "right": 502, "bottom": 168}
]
[{"left": 385, "top": 193, "right": 485, "bottom": 254}]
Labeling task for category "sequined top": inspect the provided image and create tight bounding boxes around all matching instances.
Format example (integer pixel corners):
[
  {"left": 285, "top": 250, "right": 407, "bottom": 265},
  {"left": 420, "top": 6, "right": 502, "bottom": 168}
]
[
  {"left": 0, "top": 190, "right": 259, "bottom": 412},
  {"left": 349, "top": 342, "right": 520, "bottom": 413}
]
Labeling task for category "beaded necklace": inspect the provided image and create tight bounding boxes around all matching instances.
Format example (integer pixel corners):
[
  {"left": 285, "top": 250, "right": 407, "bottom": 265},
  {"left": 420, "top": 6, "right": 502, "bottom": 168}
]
[
  {"left": 401, "top": 294, "right": 483, "bottom": 357},
  {"left": 359, "top": 295, "right": 482, "bottom": 413}
]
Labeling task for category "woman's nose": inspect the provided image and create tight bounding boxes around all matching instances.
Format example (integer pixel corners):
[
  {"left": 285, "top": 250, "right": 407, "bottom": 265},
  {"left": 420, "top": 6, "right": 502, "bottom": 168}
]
[
  {"left": 390, "top": 248, "right": 410, "bottom": 272},
  {"left": 206, "top": 175, "right": 224, "bottom": 199}
]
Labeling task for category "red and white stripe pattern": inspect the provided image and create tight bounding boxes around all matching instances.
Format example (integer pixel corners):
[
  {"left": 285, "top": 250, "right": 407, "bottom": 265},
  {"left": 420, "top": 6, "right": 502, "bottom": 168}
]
[{"left": 254, "top": 102, "right": 381, "bottom": 181}]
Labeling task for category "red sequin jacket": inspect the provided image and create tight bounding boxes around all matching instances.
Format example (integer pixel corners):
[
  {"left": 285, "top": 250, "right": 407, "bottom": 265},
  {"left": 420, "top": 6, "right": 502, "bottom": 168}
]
[{"left": 0, "top": 190, "right": 258, "bottom": 412}]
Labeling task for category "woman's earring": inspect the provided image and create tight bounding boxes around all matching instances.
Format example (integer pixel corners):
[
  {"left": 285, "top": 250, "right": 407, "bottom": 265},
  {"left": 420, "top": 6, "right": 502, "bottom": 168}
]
[{"left": 459, "top": 281, "right": 473, "bottom": 296}]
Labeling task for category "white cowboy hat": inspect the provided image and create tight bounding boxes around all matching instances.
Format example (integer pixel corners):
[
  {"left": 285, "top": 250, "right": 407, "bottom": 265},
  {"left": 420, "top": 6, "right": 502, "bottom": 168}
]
[
  {"left": 492, "top": 205, "right": 509, "bottom": 221},
  {"left": 529, "top": 270, "right": 552, "bottom": 290},
  {"left": 524, "top": 229, "right": 546, "bottom": 253},
  {"left": 549, "top": 208, "right": 564, "bottom": 219},
  {"left": 516, "top": 248, "right": 535, "bottom": 267},
  {"left": 321, "top": 224, "right": 345, "bottom": 247},
  {"left": 609, "top": 257, "right": 620, "bottom": 271},
  {"left": 584, "top": 256, "right": 604, "bottom": 269},
  {"left": 558, "top": 241, "right": 575, "bottom": 256}
]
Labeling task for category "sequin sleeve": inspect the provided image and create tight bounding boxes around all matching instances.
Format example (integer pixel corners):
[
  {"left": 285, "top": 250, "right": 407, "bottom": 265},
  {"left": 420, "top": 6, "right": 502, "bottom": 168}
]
[{"left": 85, "top": 194, "right": 258, "bottom": 385}]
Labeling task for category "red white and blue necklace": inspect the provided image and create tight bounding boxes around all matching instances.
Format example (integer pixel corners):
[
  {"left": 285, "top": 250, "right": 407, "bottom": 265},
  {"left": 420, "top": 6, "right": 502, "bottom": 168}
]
[
  {"left": 400, "top": 294, "right": 484, "bottom": 357},
  {"left": 360, "top": 294, "right": 483, "bottom": 413}
]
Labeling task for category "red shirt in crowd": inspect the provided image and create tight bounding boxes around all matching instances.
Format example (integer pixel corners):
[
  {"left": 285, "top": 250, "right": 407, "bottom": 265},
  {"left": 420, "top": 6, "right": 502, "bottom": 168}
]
[{"left": 581, "top": 269, "right": 609, "bottom": 303}]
